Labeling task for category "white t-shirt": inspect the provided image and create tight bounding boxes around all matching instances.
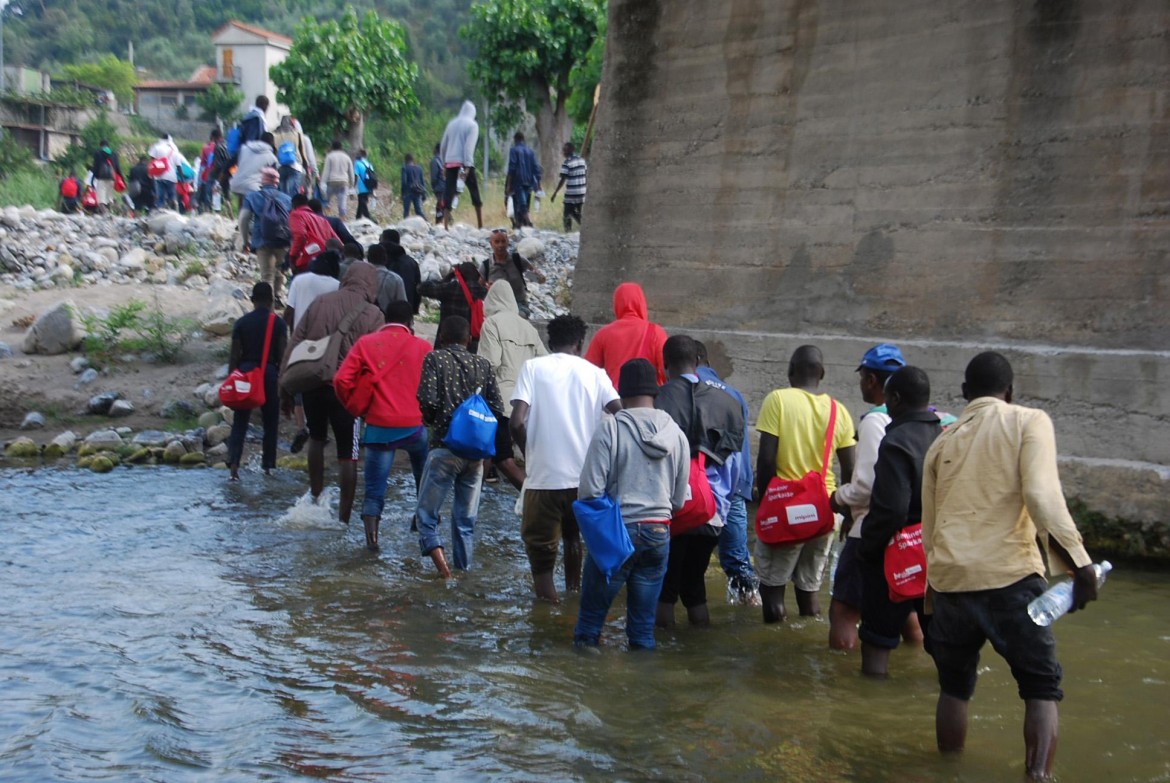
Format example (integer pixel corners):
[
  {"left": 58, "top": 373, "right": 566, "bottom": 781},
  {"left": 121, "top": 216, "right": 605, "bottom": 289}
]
[
  {"left": 286, "top": 273, "right": 339, "bottom": 326},
  {"left": 835, "top": 406, "right": 892, "bottom": 539},
  {"left": 512, "top": 352, "right": 620, "bottom": 490}
]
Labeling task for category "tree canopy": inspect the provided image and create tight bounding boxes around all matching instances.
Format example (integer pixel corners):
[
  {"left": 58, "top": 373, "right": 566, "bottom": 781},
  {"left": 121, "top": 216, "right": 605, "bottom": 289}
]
[
  {"left": 461, "top": 0, "right": 604, "bottom": 169},
  {"left": 57, "top": 55, "right": 137, "bottom": 105},
  {"left": 270, "top": 8, "right": 420, "bottom": 150},
  {"left": 196, "top": 82, "right": 245, "bottom": 122}
]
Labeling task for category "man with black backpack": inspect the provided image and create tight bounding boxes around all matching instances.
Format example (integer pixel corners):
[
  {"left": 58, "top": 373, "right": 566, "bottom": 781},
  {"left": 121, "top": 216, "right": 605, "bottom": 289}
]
[
  {"left": 239, "top": 167, "right": 293, "bottom": 304},
  {"left": 91, "top": 139, "right": 123, "bottom": 214}
]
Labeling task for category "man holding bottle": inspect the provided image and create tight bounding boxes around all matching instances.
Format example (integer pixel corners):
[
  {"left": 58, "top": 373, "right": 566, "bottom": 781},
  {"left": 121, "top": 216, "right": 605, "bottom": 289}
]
[{"left": 921, "top": 351, "right": 1099, "bottom": 781}]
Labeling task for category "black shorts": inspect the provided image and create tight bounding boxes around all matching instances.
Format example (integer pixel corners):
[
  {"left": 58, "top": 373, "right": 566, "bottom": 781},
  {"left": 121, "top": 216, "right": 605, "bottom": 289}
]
[
  {"left": 858, "top": 558, "right": 923, "bottom": 650},
  {"left": 302, "top": 385, "right": 360, "bottom": 461},
  {"left": 929, "top": 575, "right": 1063, "bottom": 702},
  {"left": 442, "top": 166, "right": 483, "bottom": 209},
  {"left": 832, "top": 537, "right": 864, "bottom": 608}
]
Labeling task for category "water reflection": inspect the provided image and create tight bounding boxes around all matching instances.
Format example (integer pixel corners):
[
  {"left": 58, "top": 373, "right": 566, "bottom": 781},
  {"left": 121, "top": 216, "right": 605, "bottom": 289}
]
[{"left": 1, "top": 467, "right": 1167, "bottom": 781}]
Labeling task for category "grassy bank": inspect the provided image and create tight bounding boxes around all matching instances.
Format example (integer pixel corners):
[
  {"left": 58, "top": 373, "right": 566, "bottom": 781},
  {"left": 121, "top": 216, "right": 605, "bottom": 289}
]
[{"left": 0, "top": 169, "right": 58, "bottom": 210}]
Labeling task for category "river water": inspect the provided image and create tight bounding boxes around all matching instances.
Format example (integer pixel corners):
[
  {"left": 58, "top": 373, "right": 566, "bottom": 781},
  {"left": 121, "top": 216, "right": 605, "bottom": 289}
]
[{"left": 2, "top": 466, "right": 1167, "bottom": 782}]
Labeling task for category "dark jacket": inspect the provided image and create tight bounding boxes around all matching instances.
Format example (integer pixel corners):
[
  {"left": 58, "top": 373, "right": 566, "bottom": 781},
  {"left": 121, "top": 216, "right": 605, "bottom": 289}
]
[
  {"left": 430, "top": 154, "right": 445, "bottom": 194},
  {"left": 385, "top": 242, "right": 422, "bottom": 314},
  {"left": 401, "top": 162, "right": 426, "bottom": 199},
  {"left": 92, "top": 148, "right": 121, "bottom": 181},
  {"left": 859, "top": 410, "right": 943, "bottom": 563},
  {"left": 655, "top": 376, "right": 745, "bottom": 465},
  {"left": 418, "top": 270, "right": 486, "bottom": 346},
  {"left": 229, "top": 307, "right": 287, "bottom": 373},
  {"left": 325, "top": 216, "right": 357, "bottom": 246},
  {"left": 417, "top": 344, "right": 504, "bottom": 446}
]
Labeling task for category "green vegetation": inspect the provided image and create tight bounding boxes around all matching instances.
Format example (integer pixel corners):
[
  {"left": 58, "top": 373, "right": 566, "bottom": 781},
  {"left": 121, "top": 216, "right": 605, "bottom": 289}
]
[
  {"left": 271, "top": 9, "right": 420, "bottom": 150},
  {"left": 57, "top": 55, "right": 137, "bottom": 105},
  {"left": 197, "top": 83, "right": 245, "bottom": 122},
  {"left": 462, "top": 0, "right": 605, "bottom": 170},
  {"left": 0, "top": 168, "right": 58, "bottom": 210},
  {"left": 79, "top": 299, "right": 196, "bottom": 367}
]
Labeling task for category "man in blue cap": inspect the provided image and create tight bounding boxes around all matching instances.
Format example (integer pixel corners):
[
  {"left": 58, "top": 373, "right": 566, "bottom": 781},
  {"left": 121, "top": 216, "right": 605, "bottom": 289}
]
[{"left": 828, "top": 343, "right": 912, "bottom": 650}]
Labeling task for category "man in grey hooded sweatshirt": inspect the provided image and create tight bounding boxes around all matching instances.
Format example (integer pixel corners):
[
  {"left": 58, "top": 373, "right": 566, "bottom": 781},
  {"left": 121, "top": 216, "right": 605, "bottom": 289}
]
[
  {"left": 573, "top": 358, "right": 690, "bottom": 651},
  {"left": 440, "top": 100, "right": 483, "bottom": 229}
]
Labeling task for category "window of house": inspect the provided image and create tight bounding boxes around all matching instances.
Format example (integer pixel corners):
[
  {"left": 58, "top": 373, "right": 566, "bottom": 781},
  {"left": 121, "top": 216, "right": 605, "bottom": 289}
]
[
  {"left": 222, "top": 49, "right": 234, "bottom": 79},
  {"left": 184, "top": 95, "right": 198, "bottom": 107},
  {"left": 161, "top": 95, "right": 178, "bottom": 107}
]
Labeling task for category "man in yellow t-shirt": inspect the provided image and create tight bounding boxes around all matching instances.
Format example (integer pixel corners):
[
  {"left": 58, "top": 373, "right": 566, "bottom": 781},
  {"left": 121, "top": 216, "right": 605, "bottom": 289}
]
[{"left": 754, "top": 345, "right": 856, "bottom": 623}]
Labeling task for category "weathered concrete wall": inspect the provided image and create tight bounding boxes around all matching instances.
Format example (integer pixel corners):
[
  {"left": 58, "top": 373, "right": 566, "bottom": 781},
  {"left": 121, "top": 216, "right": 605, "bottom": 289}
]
[{"left": 576, "top": 0, "right": 1170, "bottom": 549}]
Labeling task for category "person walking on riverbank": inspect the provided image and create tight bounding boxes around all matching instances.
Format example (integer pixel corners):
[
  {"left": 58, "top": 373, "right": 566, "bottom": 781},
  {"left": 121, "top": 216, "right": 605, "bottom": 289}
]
[
  {"left": 754, "top": 345, "right": 856, "bottom": 624},
  {"left": 354, "top": 149, "right": 375, "bottom": 221},
  {"left": 856, "top": 366, "right": 939, "bottom": 677},
  {"left": 90, "top": 139, "right": 122, "bottom": 214},
  {"left": 573, "top": 359, "right": 690, "bottom": 650},
  {"left": 400, "top": 154, "right": 427, "bottom": 220},
  {"left": 482, "top": 229, "right": 543, "bottom": 319},
  {"left": 238, "top": 167, "right": 292, "bottom": 305},
  {"left": 695, "top": 341, "right": 758, "bottom": 606},
  {"left": 322, "top": 140, "right": 355, "bottom": 219},
  {"left": 549, "top": 142, "right": 586, "bottom": 232},
  {"left": 226, "top": 282, "right": 287, "bottom": 481},
  {"left": 335, "top": 301, "right": 432, "bottom": 552},
  {"left": 505, "top": 132, "right": 541, "bottom": 229},
  {"left": 419, "top": 262, "right": 487, "bottom": 352},
  {"left": 922, "top": 351, "right": 1098, "bottom": 780},
  {"left": 281, "top": 262, "right": 384, "bottom": 525},
  {"left": 828, "top": 343, "right": 907, "bottom": 650},
  {"left": 430, "top": 143, "right": 446, "bottom": 223},
  {"left": 440, "top": 101, "right": 483, "bottom": 229},
  {"left": 415, "top": 316, "right": 505, "bottom": 577},
  {"left": 654, "top": 335, "right": 745, "bottom": 628},
  {"left": 381, "top": 230, "right": 422, "bottom": 315},
  {"left": 584, "top": 282, "right": 668, "bottom": 388},
  {"left": 510, "top": 315, "right": 621, "bottom": 603},
  {"left": 147, "top": 134, "right": 189, "bottom": 211},
  {"left": 288, "top": 194, "right": 339, "bottom": 274}
]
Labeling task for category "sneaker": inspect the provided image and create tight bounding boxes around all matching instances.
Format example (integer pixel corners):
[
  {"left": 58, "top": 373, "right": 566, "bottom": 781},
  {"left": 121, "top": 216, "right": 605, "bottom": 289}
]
[{"left": 290, "top": 429, "right": 310, "bottom": 454}]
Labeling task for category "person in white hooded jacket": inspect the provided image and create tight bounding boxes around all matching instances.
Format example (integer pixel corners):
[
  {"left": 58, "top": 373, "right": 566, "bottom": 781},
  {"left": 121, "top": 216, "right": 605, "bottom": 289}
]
[
  {"left": 147, "top": 135, "right": 191, "bottom": 211},
  {"left": 231, "top": 134, "right": 279, "bottom": 207},
  {"left": 439, "top": 100, "right": 482, "bottom": 229}
]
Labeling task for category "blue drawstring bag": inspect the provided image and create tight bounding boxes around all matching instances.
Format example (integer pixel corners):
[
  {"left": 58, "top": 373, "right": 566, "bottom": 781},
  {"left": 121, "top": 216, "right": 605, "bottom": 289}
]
[
  {"left": 444, "top": 388, "right": 497, "bottom": 459},
  {"left": 573, "top": 495, "right": 635, "bottom": 583}
]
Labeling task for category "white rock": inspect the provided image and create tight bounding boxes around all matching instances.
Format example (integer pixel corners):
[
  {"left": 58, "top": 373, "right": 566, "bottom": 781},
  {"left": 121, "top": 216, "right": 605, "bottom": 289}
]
[
  {"left": 517, "top": 236, "right": 545, "bottom": 260},
  {"left": 198, "top": 297, "right": 249, "bottom": 336},
  {"left": 399, "top": 216, "right": 431, "bottom": 235},
  {"left": 118, "top": 247, "right": 149, "bottom": 270},
  {"left": 21, "top": 300, "right": 84, "bottom": 355},
  {"left": 50, "top": 430, "right": 78, "bottom": 452},
  {"left": 84, "top": 429, "right": 123, "bottom": 449}
]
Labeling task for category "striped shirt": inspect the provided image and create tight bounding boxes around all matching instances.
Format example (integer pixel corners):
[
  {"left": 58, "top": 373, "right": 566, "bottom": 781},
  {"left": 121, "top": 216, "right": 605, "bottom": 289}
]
[{"left": 560, "top": 155, "right": 588, "bottom": 203}]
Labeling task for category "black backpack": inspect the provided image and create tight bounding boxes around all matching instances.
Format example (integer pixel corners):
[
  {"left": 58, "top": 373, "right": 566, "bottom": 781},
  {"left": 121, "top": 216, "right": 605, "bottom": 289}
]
[
  {"left": 259, "top": 191, "right": 291, "bottom": 247},
  {"left": 363, "top": 163, "right": 378, "bottom": 191}
]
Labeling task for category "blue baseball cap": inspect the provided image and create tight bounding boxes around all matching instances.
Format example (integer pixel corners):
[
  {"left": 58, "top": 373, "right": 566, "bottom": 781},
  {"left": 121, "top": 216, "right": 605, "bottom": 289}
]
[{"left": 858, "top": 343, "right": 906, "bottom": 372}]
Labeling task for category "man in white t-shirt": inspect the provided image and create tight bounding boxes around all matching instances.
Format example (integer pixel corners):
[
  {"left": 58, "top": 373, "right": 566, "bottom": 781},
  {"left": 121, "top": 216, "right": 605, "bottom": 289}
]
[
  {"left": 283, "top": 251, "right": 341, "bottom": 330},
  {"left": 510, "top": 314, "right": 622, "bottom": 603},
  {"left": 828, "top": 343, "right": 905, "bottom": 650}
]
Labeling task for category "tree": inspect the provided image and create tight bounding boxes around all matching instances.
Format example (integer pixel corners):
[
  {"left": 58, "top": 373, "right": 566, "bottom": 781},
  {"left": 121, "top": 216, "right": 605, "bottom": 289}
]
[
  {"left": 58, "top": 55, "right": 137, "bottom": 106},
  {"left": 196, "top": 82, "right": 245, "bottom": 123},
  {"left": 461, "top": 0, "right": 605, "bottom": 173},
  {"left": 270, "top": 9, "right": 420, "bottom": 151}
]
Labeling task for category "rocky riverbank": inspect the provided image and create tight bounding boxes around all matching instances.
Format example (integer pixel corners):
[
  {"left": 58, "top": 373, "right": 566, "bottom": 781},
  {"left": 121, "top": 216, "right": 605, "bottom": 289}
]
[{"left": 0, "top": 205, "right": 577, "bottom": 464}]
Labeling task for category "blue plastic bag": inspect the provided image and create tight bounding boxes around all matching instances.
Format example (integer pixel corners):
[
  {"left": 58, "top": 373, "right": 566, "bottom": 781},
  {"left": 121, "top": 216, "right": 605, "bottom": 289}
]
[
  {"left": 573, "top": 495, "right": 635, "bottom": 583},
  {"left": 443, "top": 390, "right": 497, "bottom": 459}
]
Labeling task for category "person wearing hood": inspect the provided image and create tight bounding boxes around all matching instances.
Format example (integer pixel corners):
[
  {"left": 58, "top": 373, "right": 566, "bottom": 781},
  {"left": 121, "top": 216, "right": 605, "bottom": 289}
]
[
  {"left": 584, "top": 282, "right": 668, "bottom": 387},
  {"left": 572, "top": 359, "right": 690, "bottom": 650},
  {"left": 281, "top": 261, "right": 384, "bottom": 526},
  {"left": 231, "top": 133, "right": 280, "bottom": 204},
  {"left": 289, "top": 194, "right": 340, "bottom": 273},
  {"left": 147, "top": 134, "right": 191, "bottom": 211},
  {"left": 479, "top": 282, "right": 547, "bottom": 416},
  {"left": 366, "top": 244, "right": 407, "bottom": 316},
  {"left": 439, "top": 100, "right": 483, "bottom": 230},
  {"left": 381, "top": 229, "right": 422, "bottom": 314},
  {"left": 510, "top": 315, "right": 622, "bottom": 603}
]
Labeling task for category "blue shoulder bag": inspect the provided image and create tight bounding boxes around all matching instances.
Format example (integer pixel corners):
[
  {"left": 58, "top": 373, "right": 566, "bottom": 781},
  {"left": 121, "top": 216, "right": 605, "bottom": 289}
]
[
  {"left": 572, "top": 415, "right": 636, "bottom": 582},
  {"left": 444, "top": 386, "right": 498, "bottom": 460}
]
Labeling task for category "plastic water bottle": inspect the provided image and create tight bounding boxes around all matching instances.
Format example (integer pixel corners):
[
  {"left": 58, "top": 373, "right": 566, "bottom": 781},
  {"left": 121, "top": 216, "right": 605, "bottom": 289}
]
[{"left": 1027, "top": 561, "right": 1112, "bottom": 626}]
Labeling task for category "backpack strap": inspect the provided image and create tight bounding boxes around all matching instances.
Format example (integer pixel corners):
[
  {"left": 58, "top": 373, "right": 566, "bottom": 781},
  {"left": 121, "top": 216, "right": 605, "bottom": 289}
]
[
  {"left": 259, "top": 312, "right": 276, "bottom": 369},
  {"left": 820, "top": 399, "right": 838, "bottom": 475},
  {"left": 453, "top": 268, "right": 474, "bottom": 308}
]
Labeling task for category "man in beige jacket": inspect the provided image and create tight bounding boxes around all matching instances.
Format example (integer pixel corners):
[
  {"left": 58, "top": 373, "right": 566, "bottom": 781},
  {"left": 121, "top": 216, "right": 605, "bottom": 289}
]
[{"left": 321, "top": 140, "right": 355, "bottom": 219}]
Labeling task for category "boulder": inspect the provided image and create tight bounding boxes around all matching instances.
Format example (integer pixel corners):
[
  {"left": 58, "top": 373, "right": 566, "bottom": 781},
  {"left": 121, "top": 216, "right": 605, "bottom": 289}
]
[
  {"left": 70, "top": 356, "right": 90, "bottom": 373},
  {"left": 125, "top": 447, "right": 153, "bottom": 464},
  {"left": 204, "top": 424, "right": 232, "bottom": 448},
  {"left": 20, "top": 412, "right": 46, "bottom": 430},
  {"left": 198, "top": 297, "right": 249, "bottom": 336},
  {"left": 202, "top": 385, "right": 222, "bottom": 408},
  {"left": 0, "top": 341, "right": 12, "bottom": 359},
  {"left": 49, "top": 431, "right": 78, "bottom": 453},
  {"left": 162, "top": 440, "right": 188, "bottom": 463},
  {"left": 87, "top": 392, "right": 121, "bottom": 415},
  {"left": 147, "top": 210, "right": 181, "bottom": 235},
  {"left": 198, "top": 410, "right": 222, "bottom": 429},
  {"left": 206, "top": 442, "right": 229, "bottom": 459},
  {"left": 1, "top": 206, "right": 22, "bottom": 229},
  {"left": 214, "top": 363, "right": 230, "bottom": 381},
  {"left": 118, "top": 247, "right": 149, "bottom": 271},
  {"left": 131, "top": 430, "right": 169, "bottom": 447},
  {"left": 108, "top": 400, "right": 135, "bottom": 418},
  {"left": 399, "top": 216, "right": 431, "bottom": 235},
  {"left": 160, "top": 399, "right": 196, "bottom": 419},
  {"left": 75, "top": 368, "right": 99, "bottom": 388},
  {"left": 21, "top": 300, "right": 83, "bottom": 355},
  {"left": 88, "top": 456, "right": 115, "bottom": 473},
  {"left": 517, "top": 236, "right": 545, "bottom": 260},
  {"left": 84, "top": 429, "right": 124, "bottom": 450},
  {"left": 4, "top": 437, "right": 39, "bottom": 458},
  {"left": 179, "top": 451, "right": 206, "bottom": 465}
]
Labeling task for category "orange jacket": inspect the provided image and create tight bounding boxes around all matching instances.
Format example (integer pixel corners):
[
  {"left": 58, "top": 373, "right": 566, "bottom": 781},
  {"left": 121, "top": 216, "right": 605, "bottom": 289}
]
[{"left": 584, "top": 282, "right": 667, "bottom": 388}]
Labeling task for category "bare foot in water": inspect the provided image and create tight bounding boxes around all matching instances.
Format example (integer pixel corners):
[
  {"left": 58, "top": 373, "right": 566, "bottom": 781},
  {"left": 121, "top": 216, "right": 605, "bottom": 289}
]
[{"left": 430, "top": 547, "right": 453, "bottom": 579}]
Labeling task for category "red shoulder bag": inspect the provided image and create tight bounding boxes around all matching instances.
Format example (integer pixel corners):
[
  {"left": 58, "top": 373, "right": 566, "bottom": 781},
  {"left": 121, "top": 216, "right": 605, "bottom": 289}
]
[
  {"left": 754, "top": 400, "right": 838, "bottom": 545},
  {"left": 219, "top": 313, "right": 276, "bottom": 410},
  {"left": 884, "top": 523, "right": 927, "bottom": 602}
]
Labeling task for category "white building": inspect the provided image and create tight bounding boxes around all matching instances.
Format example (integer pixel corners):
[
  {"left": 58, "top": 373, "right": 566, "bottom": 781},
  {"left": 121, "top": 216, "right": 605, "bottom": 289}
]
[{"left": 211, "top": 21, "right": 292, "bottom": 124}]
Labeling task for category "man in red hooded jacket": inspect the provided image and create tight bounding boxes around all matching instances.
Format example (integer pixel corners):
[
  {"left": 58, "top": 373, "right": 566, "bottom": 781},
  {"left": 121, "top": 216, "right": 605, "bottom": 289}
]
[
  {"left": 288, "top": 193, "right": 339, "bottom": 273},
  {"left": 584, "top": 282, "right": 668, "bottom": 387}
]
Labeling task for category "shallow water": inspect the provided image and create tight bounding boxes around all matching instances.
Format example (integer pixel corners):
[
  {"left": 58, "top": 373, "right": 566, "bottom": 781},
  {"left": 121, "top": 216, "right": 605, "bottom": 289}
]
[{"left": 1, "top": 466, "right": 1167, "bottom": 782}]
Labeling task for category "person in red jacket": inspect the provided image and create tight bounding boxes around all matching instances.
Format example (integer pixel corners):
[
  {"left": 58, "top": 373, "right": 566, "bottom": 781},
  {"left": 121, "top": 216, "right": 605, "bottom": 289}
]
[
  {"left": 584, "top": 282, "right": 668, "bottom": 387},
  {"left": 334, "top": 300, "right": 433, "bottom": 551},
  {"left": 288, "top": 193, "right": 339, "bottom": 273}
]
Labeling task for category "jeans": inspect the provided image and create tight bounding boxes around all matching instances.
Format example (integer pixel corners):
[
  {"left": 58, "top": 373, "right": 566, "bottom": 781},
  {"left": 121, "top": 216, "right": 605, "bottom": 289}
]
[
  {"left": 362, "top": 427, "right": 429, "bottom": 518},
  {"left": 280, "top": 167, "right": 303, "bottom": 197},
  {"left": 574, "top": 522, "right": 670, "bottom": 649},
  {"left": 155, "top": 179, "right": 177, "bottom": 210},
  {"left": 414, "top": 447, "right": 483, "bottom": 570},
  {"left": 403, "top": 192, "right": 424, "bottom": 218},
  {"left": 718, "top": 495, "right": 758, "bottom": 592},
  {"left": 326, "top": 183, "right": 349, "bottom": 218},
  {"left": 225, "top": 367, "right": 279, "bottom": 470},
  {"left": 511, "top": 188, "right": 531, "bottom": 227},
  {"left": 197, "top": 180, "right": 214, "bottom": 211}
]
